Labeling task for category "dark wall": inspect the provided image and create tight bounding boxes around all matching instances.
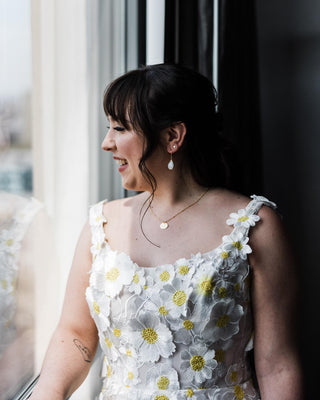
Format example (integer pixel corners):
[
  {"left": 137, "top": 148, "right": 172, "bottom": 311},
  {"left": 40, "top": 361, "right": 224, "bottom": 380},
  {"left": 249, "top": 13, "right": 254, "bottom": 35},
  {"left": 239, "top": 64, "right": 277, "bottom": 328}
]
[{"left": 256, "top": 1, "right": 320, "bottom": 396}]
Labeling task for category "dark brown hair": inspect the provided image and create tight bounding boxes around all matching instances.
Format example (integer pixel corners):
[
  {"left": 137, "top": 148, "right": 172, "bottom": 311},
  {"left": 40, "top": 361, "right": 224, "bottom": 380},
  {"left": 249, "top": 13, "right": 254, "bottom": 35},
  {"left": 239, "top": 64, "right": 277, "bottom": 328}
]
[{"left": 103, "top": 63, "right": 233, "bottom": 193}]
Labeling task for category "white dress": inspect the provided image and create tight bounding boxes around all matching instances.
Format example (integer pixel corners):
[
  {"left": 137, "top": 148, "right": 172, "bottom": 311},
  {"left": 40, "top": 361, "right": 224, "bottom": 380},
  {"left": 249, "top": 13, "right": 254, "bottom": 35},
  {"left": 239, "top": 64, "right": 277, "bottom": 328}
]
[{"left": 86, "top": 195, "right": 276, "bottom": 400}]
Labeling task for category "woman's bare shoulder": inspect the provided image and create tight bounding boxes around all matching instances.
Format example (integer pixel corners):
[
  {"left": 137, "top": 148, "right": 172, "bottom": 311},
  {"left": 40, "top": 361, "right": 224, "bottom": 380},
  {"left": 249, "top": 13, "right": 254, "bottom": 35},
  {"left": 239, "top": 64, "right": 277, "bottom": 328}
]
[{"left": 206, "top": 188, "right": 251, "bottom": 215}]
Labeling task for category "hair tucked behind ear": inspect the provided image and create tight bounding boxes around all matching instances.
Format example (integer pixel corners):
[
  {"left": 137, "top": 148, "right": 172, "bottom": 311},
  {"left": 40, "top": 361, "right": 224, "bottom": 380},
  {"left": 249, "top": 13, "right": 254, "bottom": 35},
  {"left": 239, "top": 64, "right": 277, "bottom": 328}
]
[{"left": 103, "top": 63, "right": 234, "bottom": 191}]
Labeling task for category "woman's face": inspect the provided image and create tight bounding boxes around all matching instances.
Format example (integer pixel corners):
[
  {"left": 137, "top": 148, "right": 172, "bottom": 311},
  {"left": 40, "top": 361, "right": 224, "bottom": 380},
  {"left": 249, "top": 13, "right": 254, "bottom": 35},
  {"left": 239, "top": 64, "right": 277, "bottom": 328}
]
[{"left": 102, "top": 117, "right": 158, "bottom": 192}]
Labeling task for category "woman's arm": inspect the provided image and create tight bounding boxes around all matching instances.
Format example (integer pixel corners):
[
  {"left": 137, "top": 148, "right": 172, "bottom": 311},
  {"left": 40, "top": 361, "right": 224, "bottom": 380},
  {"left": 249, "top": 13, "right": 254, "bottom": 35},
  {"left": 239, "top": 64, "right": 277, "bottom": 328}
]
[
  {"left": 30, "top": 222, "right": 99, "bottom": 400},
  {"left": 249, "top": 206, "right": 305, "bottom": 400}
]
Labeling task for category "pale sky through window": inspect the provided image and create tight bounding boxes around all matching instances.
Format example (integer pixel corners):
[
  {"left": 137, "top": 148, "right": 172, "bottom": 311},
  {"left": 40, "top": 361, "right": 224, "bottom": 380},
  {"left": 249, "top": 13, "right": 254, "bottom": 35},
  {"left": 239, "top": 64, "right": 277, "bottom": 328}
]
[{"left": 0, "top": 0, "right": 31, "bottom": 99}]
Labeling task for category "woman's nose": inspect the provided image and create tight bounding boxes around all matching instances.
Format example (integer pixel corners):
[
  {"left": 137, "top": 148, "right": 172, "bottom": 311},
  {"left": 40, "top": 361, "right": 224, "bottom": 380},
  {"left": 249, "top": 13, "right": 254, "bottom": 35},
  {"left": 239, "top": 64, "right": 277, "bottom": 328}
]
[{"left": 101, "top": 130, "right": 115, "bottom": 151}]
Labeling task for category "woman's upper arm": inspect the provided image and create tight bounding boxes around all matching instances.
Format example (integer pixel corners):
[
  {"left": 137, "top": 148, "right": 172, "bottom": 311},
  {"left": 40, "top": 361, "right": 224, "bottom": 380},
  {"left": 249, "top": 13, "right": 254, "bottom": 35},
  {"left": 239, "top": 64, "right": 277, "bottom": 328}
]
[
  {"left": 58, "top": 221, "right": 97, "bottom": 340},
  {"left": 249, "top": 206, "right": 303, "bottom": 396}
]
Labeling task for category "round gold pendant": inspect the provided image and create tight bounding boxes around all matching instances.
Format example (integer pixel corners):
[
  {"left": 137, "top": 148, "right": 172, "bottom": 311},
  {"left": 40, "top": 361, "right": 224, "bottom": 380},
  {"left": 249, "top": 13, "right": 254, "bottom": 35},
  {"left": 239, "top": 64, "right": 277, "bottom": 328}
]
[{"left": 160, "top": 222, "right": 169, "bottom": 230}]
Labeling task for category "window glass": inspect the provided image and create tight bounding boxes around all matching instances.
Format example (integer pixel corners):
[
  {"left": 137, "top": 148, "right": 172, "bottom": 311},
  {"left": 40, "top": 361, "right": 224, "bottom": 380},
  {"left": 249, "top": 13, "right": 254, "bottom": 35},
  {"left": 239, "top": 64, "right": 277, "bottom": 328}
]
[{"left": 0, "top": 1, "right": 48, "bottom": 398}]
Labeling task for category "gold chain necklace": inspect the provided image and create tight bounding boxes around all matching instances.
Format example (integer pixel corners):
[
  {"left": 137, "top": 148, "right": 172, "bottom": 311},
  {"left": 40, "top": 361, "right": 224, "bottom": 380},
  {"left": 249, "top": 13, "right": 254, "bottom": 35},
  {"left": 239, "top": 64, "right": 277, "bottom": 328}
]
[{"left": 149, "top": 189, "right": 209, "bottom": 230}]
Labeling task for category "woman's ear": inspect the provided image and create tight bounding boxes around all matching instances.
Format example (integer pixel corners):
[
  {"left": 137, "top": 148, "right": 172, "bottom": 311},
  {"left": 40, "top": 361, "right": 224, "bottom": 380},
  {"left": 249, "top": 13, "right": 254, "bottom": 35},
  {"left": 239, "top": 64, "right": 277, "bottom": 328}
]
[{"left": 165, "top": 122, "right": 187, "bottom": 153}]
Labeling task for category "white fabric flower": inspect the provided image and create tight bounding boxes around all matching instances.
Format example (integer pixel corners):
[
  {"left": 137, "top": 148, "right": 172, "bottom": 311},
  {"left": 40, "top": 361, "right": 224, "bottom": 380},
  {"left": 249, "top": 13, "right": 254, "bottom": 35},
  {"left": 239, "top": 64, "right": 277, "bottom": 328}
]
[
  {"left": 175, "top": 258, "right": 195, "bottom": 281},
  {"left": 215, "top": 247, "right": 235, "bottom": 268},
  {"left": 89, "top": 202, "right": 107, "bottom": 227},
  {"left": 168, "top": 309, "right": 206, "bottom": 346},
  {"left": 119, "top": 345, "right": 138, "bottom": 359},
  {"left": 226, "top": 208, "right": 260, "bottom": 228},
  {"left": 99, "top": 330, "right": 120, "bottom": 362},
  {"left": 90, "top": 228, "right": 106, "bottom": 258},
  {"left": 202, "top": 299, "right": 243, "bottom": 343},
  {"left": 153, "top": 264, "right": 176, "bottom": 287},
  {"left": 211, "top": 381, "right": 257, "bottom": 400},
  {"left": 86, "top": 287, "right": 110, "bottom": 331},
  {"left": 146, "top": 364, "right": 179, "bottom": 391},
  {"left": 190, "top": 261, "right": 217, "bottom": 317},
  {"left": 180, "top": 344, "right": 217, "bottom": 384},
  {"left": 90, "top": 250, "right": 135, "bottom": 297},
  {"left": 128, "top": 310, "right": 175, "bottom": 362},
  {"left": 144, "top": 291, "right": 171, "bottom": 321},
  {"left": 160, "top": 277, "right": 193, "bottom": 318},
  {"left": 123, "top": 361, "right": 141, "bottom": 388},
  {"left": 128, "top": 268, "right": 146, "bottom": 295},
  {"left": 222, "top": 231, "right": 252, "bottom": 260},
  {"left": 225, "top": 363, "right": 246, "bottom": 386}
]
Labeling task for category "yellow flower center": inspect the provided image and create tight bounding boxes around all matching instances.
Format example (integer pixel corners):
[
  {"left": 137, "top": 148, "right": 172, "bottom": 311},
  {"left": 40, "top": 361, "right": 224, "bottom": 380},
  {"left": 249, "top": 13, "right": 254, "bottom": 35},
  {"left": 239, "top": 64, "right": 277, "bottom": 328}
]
[
  {"left": 234, "top": 385, "right": 245, "bottom": 400},
  {"left": 128, "top": 371, "right": 134, "bottom": 380},
  {"left": 159, "top": 306, "right": 168, "bottom": 315},
  {"left": 233, "top": 241, "right": 243, "bottom": 250},
  {"left": 107, "top": 365, "right": 111, "bottom": 377},
  {"left": 186, "top": 388, "right": 194, "bottom": 397},
  {"left": 133, "top": 272, "right": 139, "bottom": 284},
  {"left": 221, "top": 251, "right": 229, "bottom": 259},
  {"left": 106, "top": 267, "right": 120, "bottom": 281},
  {"left": 154, "top": 396, "right": 169, "bottom": 400},
  {"left": 238, "top": 215, "right": 248, "bottom": 222},
  {"left": 142, "top": 327, "right": 158, "bottom": 344},
  {"left": 230, "top": 370, "right": 238, "bottom": 382},
  {"left": 93, "top": 301, "right": 100, "bottom": 315},
  {"left": 157, "top": 376, "right": 169, "bottom": 390},
  {"left": 5, "top": 238, "right": 13, "bottom": 246},
  {"left": 234, "top": 282, "right": 240, "bottom": 292},
  {"left": 113, "top": 328, "right": 121, "bottom": 337},
  {"left": 95, "top": 215, "right": 102, "bottom": 223},
  {"left": 183, "top": 320, "right": 194, "bottom": 330},
  {"left": 173, "top": 290, "right": 187, "bottom": 306},
  {"left": 190, "top": 355, "right": 205, "bottom": 371},
  {"left": 218, "top": 287, "right": 227, "bottom": 298},
  {"left": 214, "top": 348, "right": 225, "bottom": 362},
  {"left": 126, "top": 349, "right": 132, "bottom": 357},
  {"left": 160, "top": 271, "right": 170, "bottom": 281},
  {"left": 179, "top": 265, "right": 189, "bottom": 275},
  {"left": 199, "top": 277, "right": 214, "bottom": 296},
  {"left": 216, "top": 314, "right": 229, "bottom": 328},
  {"left": 105, "top": 337, "right": 112, "bottom": 348}
]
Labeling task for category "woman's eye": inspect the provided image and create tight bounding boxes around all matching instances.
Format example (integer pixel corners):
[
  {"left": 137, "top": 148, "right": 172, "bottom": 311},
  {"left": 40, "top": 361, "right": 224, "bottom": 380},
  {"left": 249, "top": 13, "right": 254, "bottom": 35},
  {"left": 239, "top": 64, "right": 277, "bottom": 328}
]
[{"left": 114, "top": 126, "right": 125, "bottom": 132}]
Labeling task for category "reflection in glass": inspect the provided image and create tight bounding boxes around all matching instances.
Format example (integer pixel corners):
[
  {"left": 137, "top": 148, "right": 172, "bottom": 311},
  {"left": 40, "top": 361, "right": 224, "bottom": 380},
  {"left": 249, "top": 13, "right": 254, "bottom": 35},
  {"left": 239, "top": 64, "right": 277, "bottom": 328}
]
[{"left": 0, "top": 194, "right": 41, "bottom": 399}]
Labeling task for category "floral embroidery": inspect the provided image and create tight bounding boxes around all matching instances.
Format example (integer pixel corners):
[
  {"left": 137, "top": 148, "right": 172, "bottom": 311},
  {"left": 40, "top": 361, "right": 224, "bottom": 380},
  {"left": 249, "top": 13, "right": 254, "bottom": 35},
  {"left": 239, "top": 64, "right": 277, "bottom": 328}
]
[
  {"left": 86, "top": 196, "right": 276, "bottom": 400},
  {"left": 160, "top": 278, "right": 193, "bottom": 318},
  {"left": 202, "top": 299, "right": 244, "bottom": 343},
  {"left": 222, "top": 232, "right": 252, "bottom": 260},
  {"left": 146, "top": 364, "right": 179, "bottom": 391},
  {"left": 90, "top": 251, "right": 135, "bottom": 298},
  {"left": 180, "top": 344, "right": 217, "bottom": 384},
  {"left": 127, "top": 311, "right": 175, "bottom": 362},
  {"left": 226, "top": 208, "right": 260, "bottom": 229}
]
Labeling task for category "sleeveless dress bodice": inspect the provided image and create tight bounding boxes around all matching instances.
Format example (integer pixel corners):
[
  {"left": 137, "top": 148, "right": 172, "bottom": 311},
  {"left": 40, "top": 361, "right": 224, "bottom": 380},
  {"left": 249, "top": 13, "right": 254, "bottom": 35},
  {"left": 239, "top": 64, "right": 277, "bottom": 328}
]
[{"left": 86, "top": 195, "right": 276, "bottom": 400}]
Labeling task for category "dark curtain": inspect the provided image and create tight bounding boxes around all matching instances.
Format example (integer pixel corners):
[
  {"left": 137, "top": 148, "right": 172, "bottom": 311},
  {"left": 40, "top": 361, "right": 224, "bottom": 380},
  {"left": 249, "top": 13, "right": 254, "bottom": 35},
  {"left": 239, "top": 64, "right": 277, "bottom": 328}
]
[
  {"left": 138, "top": 0, "right": 146, "bottom": 66},
  {"left": 164, "top": 0, "right": 213, "bottom": 80},
  {"left": 218, "top": 0, "right": 263, "bottom": 195},
  {"left": 164, "top": 0, "right": 263, "bottom": 195}
]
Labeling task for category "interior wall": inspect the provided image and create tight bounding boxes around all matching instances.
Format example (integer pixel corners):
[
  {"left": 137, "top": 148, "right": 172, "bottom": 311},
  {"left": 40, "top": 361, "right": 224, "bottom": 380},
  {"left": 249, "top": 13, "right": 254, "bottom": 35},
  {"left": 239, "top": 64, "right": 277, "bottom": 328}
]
[{"left": 256, "top": 1, "right": 320, "bottom": 396}]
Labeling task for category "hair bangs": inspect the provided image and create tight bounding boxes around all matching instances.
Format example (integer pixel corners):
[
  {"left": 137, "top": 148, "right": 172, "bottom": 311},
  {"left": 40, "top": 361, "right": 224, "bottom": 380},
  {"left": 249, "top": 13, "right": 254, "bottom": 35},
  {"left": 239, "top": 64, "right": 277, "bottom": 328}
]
[{"left": 103, "top": 71, "right": 145, "bottom": 132}]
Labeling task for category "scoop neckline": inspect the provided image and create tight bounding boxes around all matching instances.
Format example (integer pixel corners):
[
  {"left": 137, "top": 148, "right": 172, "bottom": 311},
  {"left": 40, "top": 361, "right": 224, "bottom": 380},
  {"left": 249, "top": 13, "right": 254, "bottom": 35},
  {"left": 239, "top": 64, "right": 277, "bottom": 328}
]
[
  {"left": 101, "top": 237, "right": 226, "bottom": 270},
  {"left": 93, "top": 196, "right": 260, "bottom": 269}
]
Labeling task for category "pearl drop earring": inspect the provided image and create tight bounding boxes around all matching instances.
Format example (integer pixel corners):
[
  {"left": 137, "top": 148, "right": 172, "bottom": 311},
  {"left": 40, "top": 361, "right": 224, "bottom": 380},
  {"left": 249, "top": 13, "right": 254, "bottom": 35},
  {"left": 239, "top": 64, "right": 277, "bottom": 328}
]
[{"left": 167, "top": 145, "right": 176, "bottom": 170}]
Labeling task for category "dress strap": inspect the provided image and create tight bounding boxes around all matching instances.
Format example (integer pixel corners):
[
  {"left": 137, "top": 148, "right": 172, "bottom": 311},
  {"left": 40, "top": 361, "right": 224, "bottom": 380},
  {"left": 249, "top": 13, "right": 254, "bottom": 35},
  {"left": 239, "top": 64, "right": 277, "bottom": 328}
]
[
  {"left": 226, "top": 195, "right": 277, "bottom": 237},
  {"left": 89, "top": 200, "right": 108, "bottom": 260}
]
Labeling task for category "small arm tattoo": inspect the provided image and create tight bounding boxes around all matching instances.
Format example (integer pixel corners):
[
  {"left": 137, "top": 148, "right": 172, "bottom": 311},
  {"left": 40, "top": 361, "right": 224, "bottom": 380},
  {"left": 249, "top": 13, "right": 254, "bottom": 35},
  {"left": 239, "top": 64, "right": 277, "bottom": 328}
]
[{"left": 73, "top": 338, "right": 92, "bottom": 363}]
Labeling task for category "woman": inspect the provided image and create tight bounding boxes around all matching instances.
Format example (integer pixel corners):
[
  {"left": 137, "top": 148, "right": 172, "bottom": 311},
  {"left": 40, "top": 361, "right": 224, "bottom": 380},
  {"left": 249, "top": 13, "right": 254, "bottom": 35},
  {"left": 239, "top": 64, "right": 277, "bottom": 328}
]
[{"left": 30, "top": 64, "right": 304, "bottom": 399}]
